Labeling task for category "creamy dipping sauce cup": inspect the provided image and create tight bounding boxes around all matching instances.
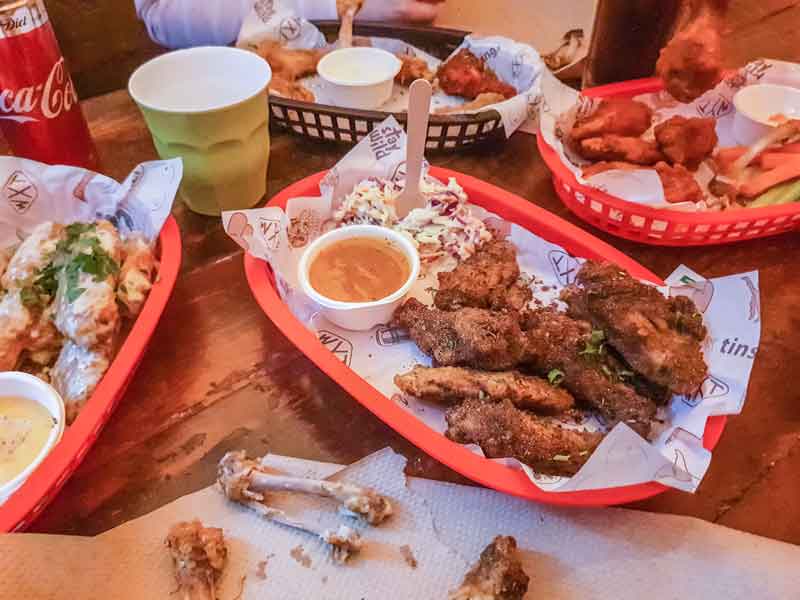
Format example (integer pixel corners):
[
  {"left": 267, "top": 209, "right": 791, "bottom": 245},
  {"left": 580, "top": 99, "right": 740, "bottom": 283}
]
[
  {"left": 317, "top": 47, "right": 402, "bottom": 110},
  {"left": 732, "top": 83, "right": 800, "bottom": 145},
  {"left": 0, "top": 372, "right": 65, "bottom": 505},
  {"left": 298, "top": 225, "right": 420, "bottom": 331}
]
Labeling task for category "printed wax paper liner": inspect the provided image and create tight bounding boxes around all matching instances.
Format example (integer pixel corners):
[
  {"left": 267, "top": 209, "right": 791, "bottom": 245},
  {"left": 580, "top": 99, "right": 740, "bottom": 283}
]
[
  {"left": 539, "top": 59, "right": 800, "bottom": 209},
  {"left": 223, "top": 116, "right": 760, "bottom": 493},
  {"left": 0, "top": 156, "right": 182, "bottom": 249},
  {"left": 2, "top": 449, "right": 797, "bottom": 599},
  {"left": 236, "top": 0, "right": 544, "bottom": 137}
]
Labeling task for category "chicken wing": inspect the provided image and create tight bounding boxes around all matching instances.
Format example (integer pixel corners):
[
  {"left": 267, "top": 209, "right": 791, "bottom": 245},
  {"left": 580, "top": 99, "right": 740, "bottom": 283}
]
[
  {"left": 166, "top": 520, "right": 227, "bottom": 600},
  {"left": 51, "top": 341, "right": 110, "bottom": 424},
  {"left": 1, "top": 222, "right": 64, "bottom": 289},
  {"left": 393, "top": 298, "right": 527, "bottom": 371},
  {"left": 434, "top": 239, "right": 531, "bottom": 312},
  {"left": 117, "top": 235, "right": 157, "bottom": 317},
  {"left": 569, "top": 98, "right": 653, "bottom": 142},
  {"left": 253, "top": 40, "right": 322, "bottom": 82},
  {"left": 446, "top": 398, "right": 603, "bottom": 477},
  {"left": 656, "top": 12, "right": 724, "bottom": 103},
  {"left": 521, "top": 307, "right": 658, "bottom": 437},
  {"left": 577, "top": 135, "right": 664, "bottom": 165},
  {"left": 561, "top": 260, "right": 707, "bottom": 395},
  {"left": 395, "top": 365, "right": 574, "bottom": 415},
  {"left": 654, "top": 161, "right": 704, "bottom": 203},
  {"left": 0, "top": 247, "right": 11, "bottom": 283},
  {"left": 395, "top": 54, "right": 434, "bottom": 86},
  {"left": 0, "top": 290, "right": 32, "bottom": 371},
  {"left": 436, "top": 49, "right": 517, "bottom": 100},
  {"left": 449, "top": 536, "right": 530, "bottom": 600},
  {"left": 654, "top": 115, "right": 718, "bottom": 170}
]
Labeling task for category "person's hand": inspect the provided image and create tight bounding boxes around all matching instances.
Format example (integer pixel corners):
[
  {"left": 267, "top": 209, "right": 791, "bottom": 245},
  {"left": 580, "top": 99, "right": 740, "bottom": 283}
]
[{"left": 355, "top": 0, "right": 444, "bottom": 24}]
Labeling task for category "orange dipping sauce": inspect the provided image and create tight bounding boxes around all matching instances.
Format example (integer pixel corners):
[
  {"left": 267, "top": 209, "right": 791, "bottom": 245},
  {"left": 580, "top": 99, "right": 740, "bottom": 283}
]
[{"left": 309, "top": 237, "right": 410, "bottom": 302}]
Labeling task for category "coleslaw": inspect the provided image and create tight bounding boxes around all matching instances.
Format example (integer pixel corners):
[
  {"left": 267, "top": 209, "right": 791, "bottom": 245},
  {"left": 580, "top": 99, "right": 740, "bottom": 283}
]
[{"left": 333, "top": 176, "right": 492, "bottom": 264}]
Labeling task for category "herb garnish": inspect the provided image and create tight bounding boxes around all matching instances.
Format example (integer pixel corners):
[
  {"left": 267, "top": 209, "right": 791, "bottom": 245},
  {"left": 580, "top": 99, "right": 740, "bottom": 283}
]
[
  {"left": 547, "top": 369, "right": 565, "bottom": 386},
  {"left": 580, "top": 329, "right": 606, "bottom": 356}
]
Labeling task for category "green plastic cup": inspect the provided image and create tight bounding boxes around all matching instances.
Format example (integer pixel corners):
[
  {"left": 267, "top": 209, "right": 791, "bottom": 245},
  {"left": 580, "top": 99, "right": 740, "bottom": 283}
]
[{"left": 129, "top": 47, "right": 272, "bottom": 216}]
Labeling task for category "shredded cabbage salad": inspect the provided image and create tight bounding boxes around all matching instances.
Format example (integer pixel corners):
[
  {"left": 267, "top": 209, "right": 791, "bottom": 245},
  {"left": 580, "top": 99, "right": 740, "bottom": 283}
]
[{"left": 333, "top": 176, "right": 492, "bottom": 264}]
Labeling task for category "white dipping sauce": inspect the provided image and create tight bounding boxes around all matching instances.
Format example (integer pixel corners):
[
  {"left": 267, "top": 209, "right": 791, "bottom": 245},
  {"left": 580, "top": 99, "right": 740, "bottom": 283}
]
[{"left": 0, "top": 396, "right": 55, "bottom": 485}]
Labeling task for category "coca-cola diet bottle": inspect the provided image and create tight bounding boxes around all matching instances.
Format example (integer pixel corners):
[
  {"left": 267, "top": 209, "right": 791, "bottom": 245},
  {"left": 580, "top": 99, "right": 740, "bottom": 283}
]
[{"left": 0, "top": 0, "right": 98, "bottom": 169}]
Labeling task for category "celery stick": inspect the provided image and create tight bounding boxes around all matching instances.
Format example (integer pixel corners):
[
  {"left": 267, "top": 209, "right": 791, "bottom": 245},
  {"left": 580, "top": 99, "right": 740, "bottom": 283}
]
[
  {"left": 773, "top": 178, "right": 800, "bottom": 205},
  {"left": 749, "top": 178, "right": 800, "bottom": 207}
]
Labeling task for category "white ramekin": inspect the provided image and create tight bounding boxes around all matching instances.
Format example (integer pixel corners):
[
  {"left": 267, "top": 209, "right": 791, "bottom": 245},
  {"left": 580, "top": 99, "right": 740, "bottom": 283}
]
[
  {"left": 317, "top": 47, "right": 402, "bottom": 110},
  {"left": 0, "top": 372, "right": 66, "bottom": 505},
  {"left": 298, "top": 225, "right": 420, "bottom": 331},
  {"left": 732, "top": 83, "right": 800, "bottom": 145}
]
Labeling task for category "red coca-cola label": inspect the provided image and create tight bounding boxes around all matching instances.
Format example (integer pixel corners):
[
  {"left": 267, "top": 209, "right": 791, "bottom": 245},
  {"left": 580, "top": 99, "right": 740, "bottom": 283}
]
[{"left": 0, "top": 0, "right": 98, "bottom": 169}]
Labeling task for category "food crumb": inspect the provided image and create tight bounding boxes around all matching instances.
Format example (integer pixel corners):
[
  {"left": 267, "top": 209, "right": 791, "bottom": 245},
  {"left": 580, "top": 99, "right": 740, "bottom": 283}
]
[
  {"left": 290, "top": 545, "right": 312, "bottom": 568},
  {"left": 321, "top": 576, "right": 328, "bottom": 584},
  {"left": 399, "top": 544, "right": 418, "bottom": 569},
  {"left": 255, "top": 560, "right": 268, "bottom": 580}
]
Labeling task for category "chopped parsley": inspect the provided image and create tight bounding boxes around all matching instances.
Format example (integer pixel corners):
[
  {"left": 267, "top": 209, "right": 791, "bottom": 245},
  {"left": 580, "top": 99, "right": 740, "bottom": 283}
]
[
  {"left": 547, "top": 368, "right": 565, "bottom": 386},
  {"left": 580, "top": 329, "right": 606, "bottom": 356}
]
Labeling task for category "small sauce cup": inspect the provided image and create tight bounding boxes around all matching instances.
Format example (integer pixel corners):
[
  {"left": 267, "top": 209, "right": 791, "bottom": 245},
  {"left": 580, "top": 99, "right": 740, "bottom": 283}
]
[
  {"left": 298, "top": 225, "right": 420, "bottom": 331},
  {"left": 0, "top": 372, "right": 65, "bottom": 505},
  {"left": 317, "top": 47, "right": 402, "bottom": 110},
  {"left": 732, "top": 83, "right": 800, "bottom": 145}
]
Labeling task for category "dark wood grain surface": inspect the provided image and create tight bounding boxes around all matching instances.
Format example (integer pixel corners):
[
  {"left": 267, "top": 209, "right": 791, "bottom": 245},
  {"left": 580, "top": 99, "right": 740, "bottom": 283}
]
[{"left": 2, "top": 90, "right": 799, "bottom": 545}]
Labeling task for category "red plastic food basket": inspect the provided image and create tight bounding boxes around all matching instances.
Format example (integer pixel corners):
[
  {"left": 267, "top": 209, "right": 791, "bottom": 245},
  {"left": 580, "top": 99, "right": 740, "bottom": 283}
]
[
  {"left": 0, "top": 217, "right": 182, "bottom": 532},
  {"left": 538, "top": 78, "right": 800, "bottom": 246},
  {"left": 244, "top": 167, "right": 726, "bottom": 506}
]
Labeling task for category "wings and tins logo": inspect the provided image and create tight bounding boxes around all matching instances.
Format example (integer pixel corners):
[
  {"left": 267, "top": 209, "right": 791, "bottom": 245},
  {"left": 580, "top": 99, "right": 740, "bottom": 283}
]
[
  {"left": 679, "top": 374, "right": 730, "bottom": 408},
  {"left": 4, "top": 170, "right": 37, "bottom": 214},
  {"left": 547, "top": 250, "right": 579, "bottom": 286},
  {"left": 318, "top": 330, "right": 353, "bottom": 366}
]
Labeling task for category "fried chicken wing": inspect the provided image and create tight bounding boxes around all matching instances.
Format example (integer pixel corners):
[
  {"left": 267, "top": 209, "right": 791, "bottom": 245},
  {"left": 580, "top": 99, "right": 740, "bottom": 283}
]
[
  {"left": 654, "top": 161, "right": 704, "bottom": 203},
  {"left": 449, "top": 536, "right": 530, "bottom": 600},
  {"left": 569, "top": 98, "right": 653, "bottom": 142},
  {"left": 253, "top": 40, "right": 322, "bottom": 82},
  {"left": 394, "top": 299, "right": 527, "bottom": 371},
  {"left": 561, "top": 261, "right": 707, "bottom": 395},
  {"left": 395, "top": 54, "right": 434, "bottom": 86},
  {"left": 656, "top": 12, "right": 724, "bottom": 103},
  {"left": 0, "top": 290, "right": 32, "bottom": 371},
  {"left": 51, "top": 341, "right": 110, "bottom": 424},
  {"left": 395, "top": 365, "right": 574, "bottom": 415},
  {"left": 166, "top": 520, "right": 227, "bottom": 600},
  {"left": 117, "top": 235, "right": 157, "bottom": 317},
  {"left": 521, "top": 307, "right": 657, "bottom": 437},
  {"left": 578, "top": 135, "right": 664, "bottom": 165},
  {"left": 654, "top": 115, "right": 718, "bottom": 170},
  {"left": 446, "top": 399, "right": 603, "bottom": 477},
  {"left": 1, "top": 222, "right": 64, "bottom": 289},
  {"left": 434, "top": 240, "right": 531, "bottom": 312},
  {"left": 0, "top": 247, "right": 11, "bottom": 282},
  {"left": 436, "top": 49, "right": 517, "bottom": 100},
  {"left": 269, "top": 76, "right": 315, "bottom": 102}
]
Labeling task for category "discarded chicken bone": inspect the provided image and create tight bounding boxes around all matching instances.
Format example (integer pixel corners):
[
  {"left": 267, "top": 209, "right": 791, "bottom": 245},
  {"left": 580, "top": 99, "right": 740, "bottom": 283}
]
[
  {"left": 449, "top": 535, "right": 530, "bottom": 600},
  {"left": 218, "top": 451, "right": 393, "bottom": 525},
  {"left": 217, "top": 452, "right": 362, "bottom": 563},
  {"left": 166, "top": 520, "right": 227, "bottom": 600}
]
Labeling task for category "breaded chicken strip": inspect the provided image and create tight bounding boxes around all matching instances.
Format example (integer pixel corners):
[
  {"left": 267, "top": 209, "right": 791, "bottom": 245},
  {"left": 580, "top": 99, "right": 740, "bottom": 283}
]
[
  {"left": 435, "top": 239, "right": 531, "bottom": 311},
  {"left": 395, "top": 365, "right": 574, "bottom": 415},
  {"left": 394, "top": 299, "right": 527, "bottom": 371},
  {"left": 446, "top": 398, "right": 603, "bottom": 476},
  {"left": 561, "top": 261, "right": 707, "bottom": 395}
]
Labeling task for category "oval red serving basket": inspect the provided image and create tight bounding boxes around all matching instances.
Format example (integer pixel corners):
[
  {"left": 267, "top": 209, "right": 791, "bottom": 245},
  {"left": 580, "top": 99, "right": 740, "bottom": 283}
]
[
  {"left": 245, "top": 168, "right": 726, "bottom": 506},
  {"left": 537, "top": 78, "right": 800, "bottom": 246},
  {"left": 0, "top": 216, "right": 182, "bottom": 532}
]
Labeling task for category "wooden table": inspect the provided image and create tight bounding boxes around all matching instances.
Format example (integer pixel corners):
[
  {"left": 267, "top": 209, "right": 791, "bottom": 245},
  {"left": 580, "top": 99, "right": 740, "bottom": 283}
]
[{"left": 5, "top": 90, "right": 799, "bottom": 544}]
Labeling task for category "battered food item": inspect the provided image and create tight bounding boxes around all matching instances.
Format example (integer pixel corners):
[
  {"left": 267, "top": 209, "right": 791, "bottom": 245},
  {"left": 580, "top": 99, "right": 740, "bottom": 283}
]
[
  {"left": 269, "top": 76, "right": 315, "bottom": 102},
  {"left": 449, "top": 536, "right": 530, "bottom": 600},
  {"left": 395, "top": 54, "right": 434, "bottom": 86},
  {"left": 117, "top": 235, "right": 158, "bottom": 317},
  {"left": 561, "top": 261, "right": 708, "bottom": 395},
  {"left": 436, "top": 49, "right": 517, "bottom": 100},
  {"left": 656, "top": 11, "right": 724, "bottom": 102},
  {"left": 253, "top": 40, "right": 322, "bottom": 82},
  {"left": 434, "top": 239, "right": 531, "bottom": 311},
  {"left": 577, "top": 135, "right": 664, "bottom": 165},
  {"left": 654, "top": 115, "right": 718, "bottom": 170},
  {"left": 0, "top": 290, "right": 32, "bottom": 371},
  {"left": 1, "top": 222, "right": 63, "bottom": 289},
  {"left": 394, "top": 299, "right": 527, "bottom": 371},
  {"left": 394, "top": 365, "right": 575, "bottom": 415},
  {"left": 521, "top": 307, "right": 658, "bottom": 437},
  {"left": 446, "top": 399, "right": 603, "bottom": 477},
  {"left": 569, "top": 98, "right": 653, "bottom": 142},
  {"left": 166, "top": 520, "right": 227, "bottom": 600},
  {"left": 50, "top": 341, "right": 111, "bottom": 424},
  {"left": 655, "top": 162, "right": 705, "bottom": 203}
]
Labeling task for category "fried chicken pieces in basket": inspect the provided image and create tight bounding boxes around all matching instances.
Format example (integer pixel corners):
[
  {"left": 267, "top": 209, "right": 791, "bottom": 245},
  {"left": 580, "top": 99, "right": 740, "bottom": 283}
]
[
  {"left": 393, "top": 239, "right": 709, "bottom": 477},
  {"left": 436, "top": 49, "right": 517, "bottom": 101}
]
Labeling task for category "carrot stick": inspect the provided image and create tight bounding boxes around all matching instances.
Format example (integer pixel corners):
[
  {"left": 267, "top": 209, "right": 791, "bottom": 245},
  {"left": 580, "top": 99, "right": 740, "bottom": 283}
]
[
  {"left": 760, "top": 152, "right": 800, "bottom": 169},
  {"left": 740, "top": 157, "right": 800, "bottom": 197}
]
